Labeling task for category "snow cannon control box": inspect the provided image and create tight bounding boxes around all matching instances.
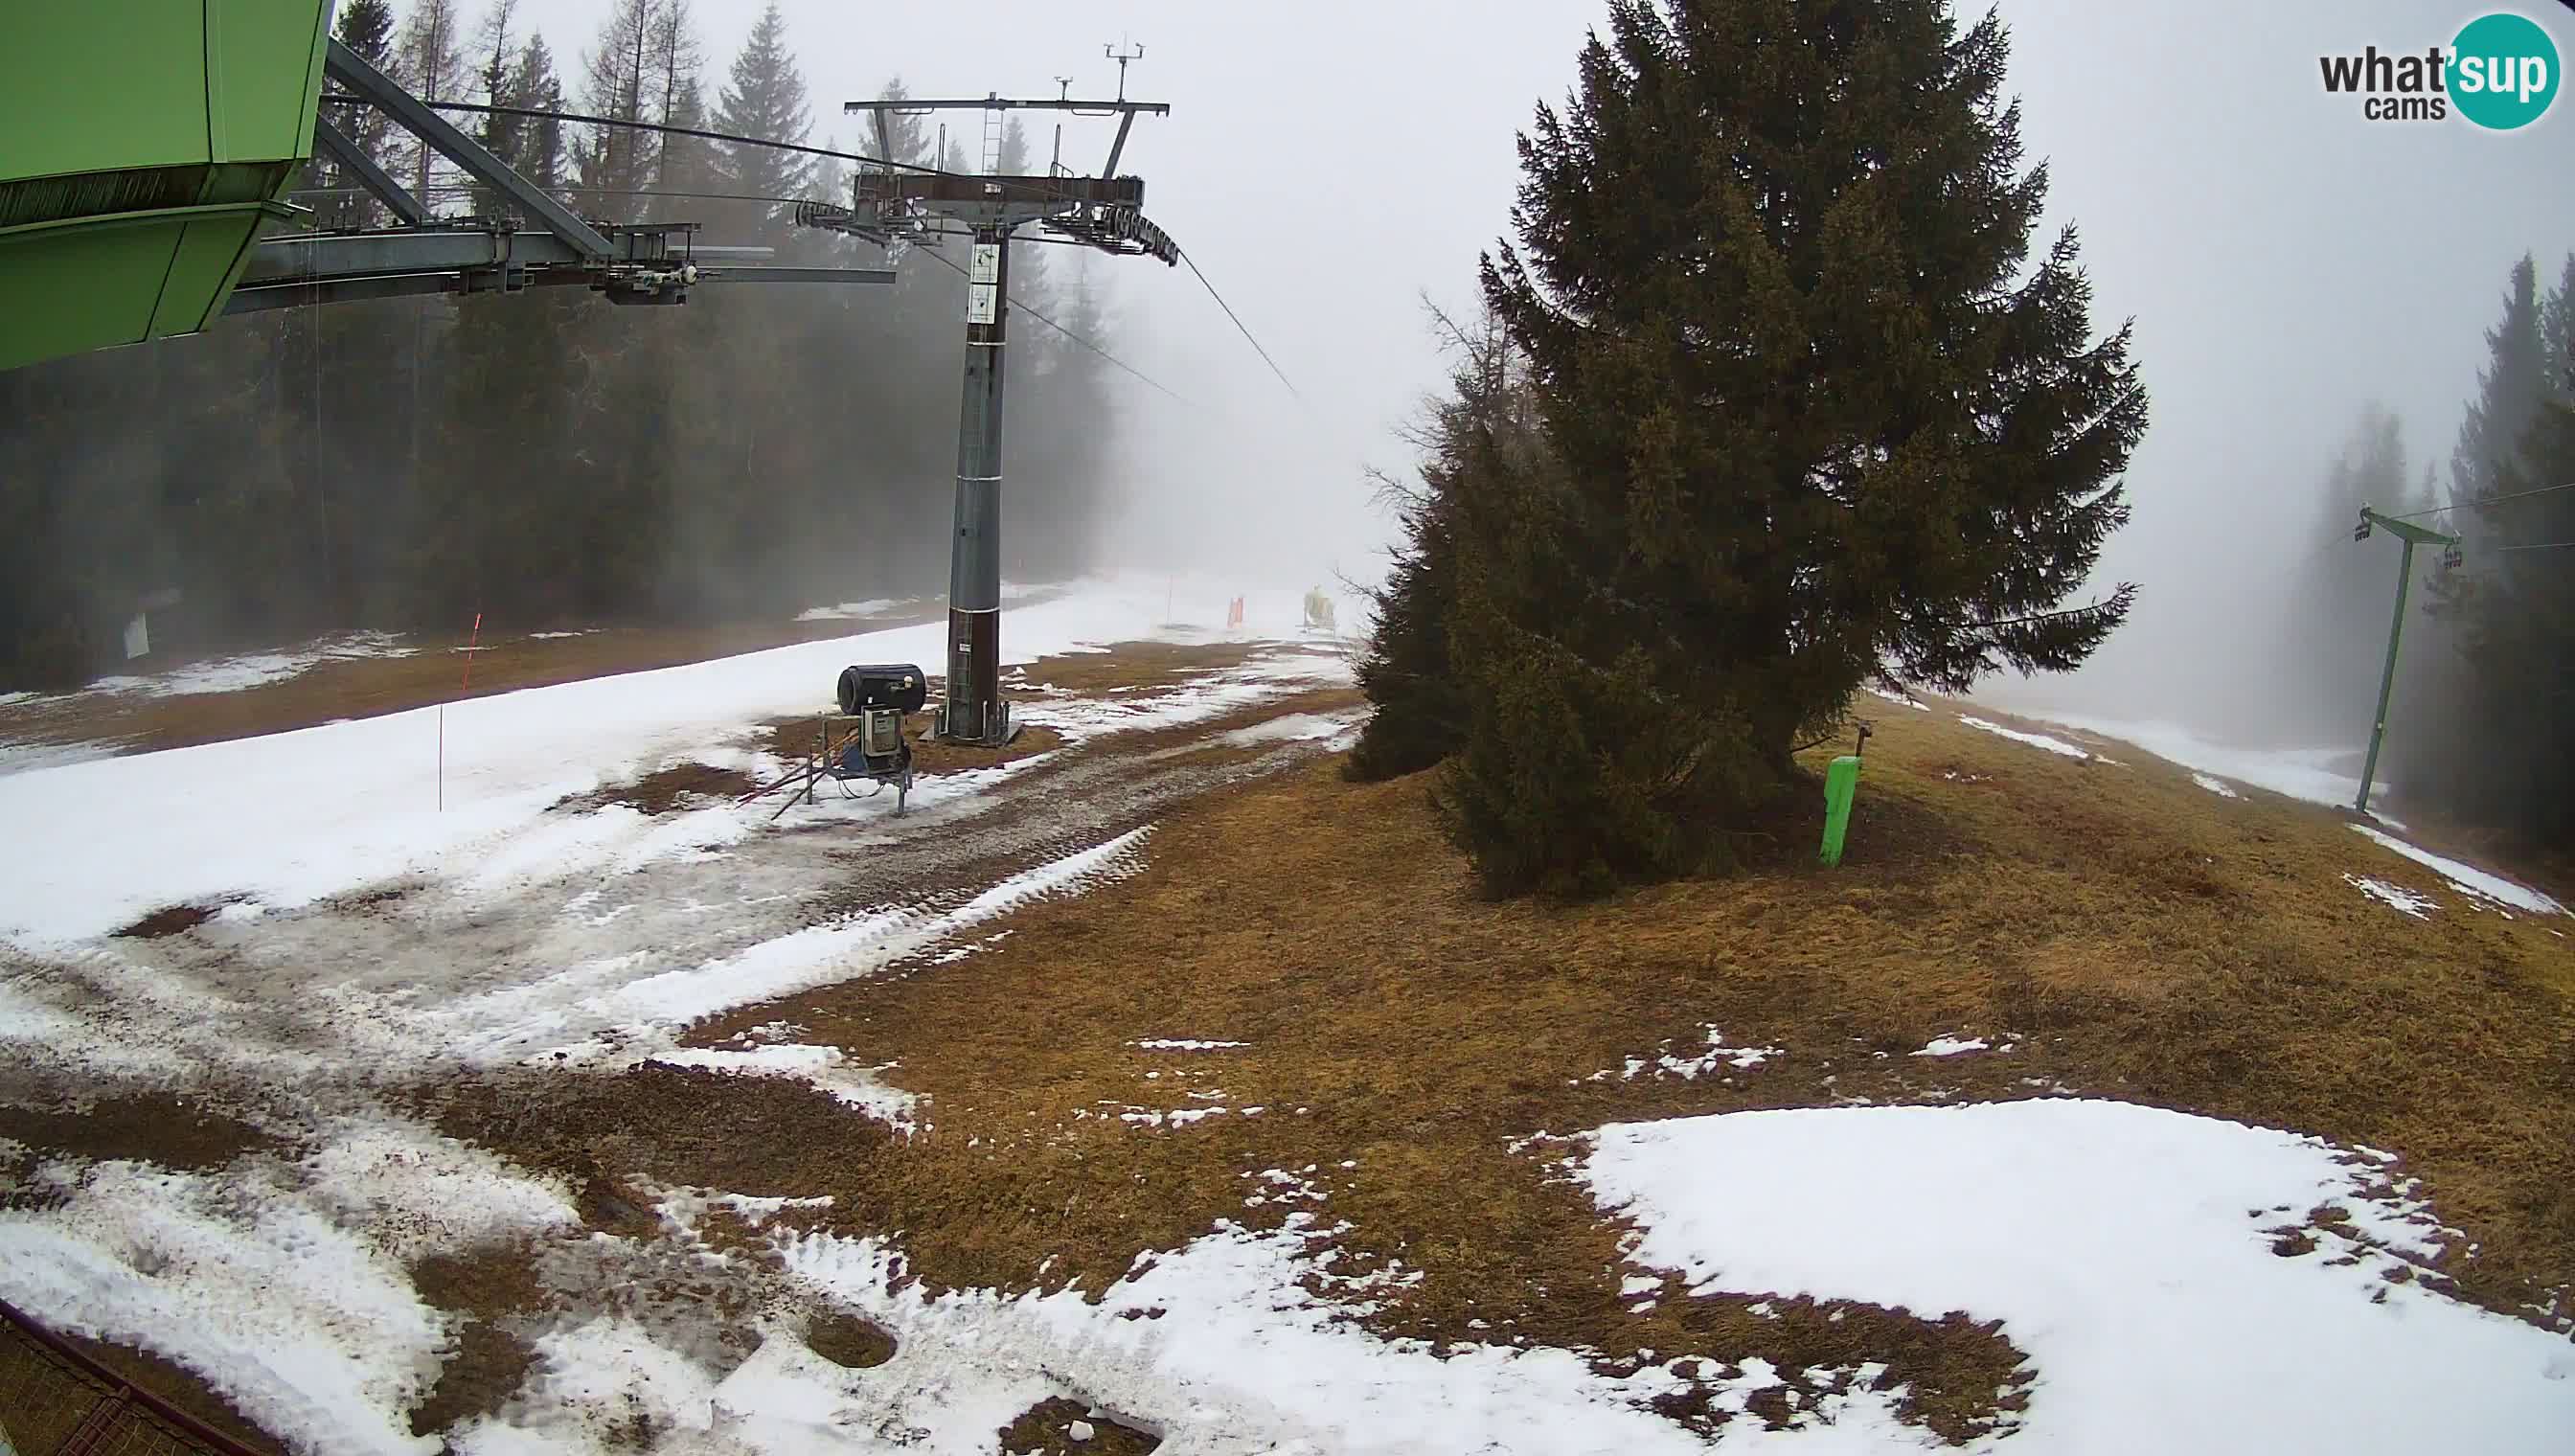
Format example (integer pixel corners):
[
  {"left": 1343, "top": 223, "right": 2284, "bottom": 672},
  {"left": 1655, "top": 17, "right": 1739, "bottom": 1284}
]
[{"left": 836, "top": 664, "right": 927, "bottom": 717}]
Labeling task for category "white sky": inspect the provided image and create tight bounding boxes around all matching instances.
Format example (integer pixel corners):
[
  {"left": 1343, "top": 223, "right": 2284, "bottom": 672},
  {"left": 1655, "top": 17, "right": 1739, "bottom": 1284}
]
[{"left": 494, "top": 0, "right": 2574, "bottom": 716}]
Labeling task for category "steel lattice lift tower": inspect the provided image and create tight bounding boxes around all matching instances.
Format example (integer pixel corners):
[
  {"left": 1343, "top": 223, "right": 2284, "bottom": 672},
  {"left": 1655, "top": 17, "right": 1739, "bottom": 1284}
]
[{"left": 798, "top": 52, "right": 1178, "bottom": 745}]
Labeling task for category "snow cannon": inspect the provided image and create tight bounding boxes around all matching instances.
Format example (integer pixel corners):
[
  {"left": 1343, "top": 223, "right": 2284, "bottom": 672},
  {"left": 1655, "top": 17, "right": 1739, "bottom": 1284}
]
[
  {"left": 831, "top": 664, "right": 924, "bottom": 813},
  {"left": 837, "top": 664, "right": 928, "bottom": 717}
]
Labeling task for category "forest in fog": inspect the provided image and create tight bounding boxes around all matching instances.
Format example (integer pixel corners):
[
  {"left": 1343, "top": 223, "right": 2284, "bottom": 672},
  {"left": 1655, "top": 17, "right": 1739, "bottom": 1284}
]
[
  {"left": 2254, "top": 251, "right": 2575, "bottom": 848},
  {"left": 0, "top": 0, "right": 1125, "bottom": 689}
]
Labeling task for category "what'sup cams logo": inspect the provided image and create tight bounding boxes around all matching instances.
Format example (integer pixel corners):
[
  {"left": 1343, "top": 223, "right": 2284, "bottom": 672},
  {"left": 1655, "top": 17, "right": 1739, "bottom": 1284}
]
[{"left": 2317, "top": 10, "right": 2562, "bottom": 128}]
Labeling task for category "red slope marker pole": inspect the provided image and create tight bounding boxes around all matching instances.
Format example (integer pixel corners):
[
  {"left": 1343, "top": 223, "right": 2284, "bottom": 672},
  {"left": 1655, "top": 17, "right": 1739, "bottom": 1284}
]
[{"left": 441, "top": 612, "right": 484, "bottom": 812}]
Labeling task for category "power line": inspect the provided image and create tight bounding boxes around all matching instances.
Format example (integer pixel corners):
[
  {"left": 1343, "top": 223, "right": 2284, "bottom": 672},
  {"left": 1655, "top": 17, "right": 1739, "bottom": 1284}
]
[
  {"left": 2494, "top": 539, "right": 2575, "bottom": 552},
  {"left": 915, "top": 245, "right": 1191, "bottom": 406},
  {"left": 316, "top": 93, "right": 955, "bottom": 177},
  {"left": 1176, "top": 247, "right": 1301, "bottom": 402},
  {"left": 2386, "top": 480, "right": 2575, "bottom": 520}
]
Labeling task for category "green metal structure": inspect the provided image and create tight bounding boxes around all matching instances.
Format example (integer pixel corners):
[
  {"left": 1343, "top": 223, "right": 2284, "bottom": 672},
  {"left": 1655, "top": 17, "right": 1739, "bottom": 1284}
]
[
  {"left": 0, "top": 2, "right": 331, "bottom": 373},
  {"left": 2351, "top": 505, "right": 2462, "bottom": 817}
]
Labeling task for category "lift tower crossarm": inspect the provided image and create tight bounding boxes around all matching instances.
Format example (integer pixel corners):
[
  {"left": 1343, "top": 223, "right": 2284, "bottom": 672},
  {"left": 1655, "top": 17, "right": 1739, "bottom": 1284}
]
[
  {"left": 847, "top": 97, "right": 1169, "bottom": 115},
  {"left": 324, "top": 37, "right": 614, "bottom": 259},
  {"left": 2357, "top": 507, "right": 2461, "bottom": 549}
]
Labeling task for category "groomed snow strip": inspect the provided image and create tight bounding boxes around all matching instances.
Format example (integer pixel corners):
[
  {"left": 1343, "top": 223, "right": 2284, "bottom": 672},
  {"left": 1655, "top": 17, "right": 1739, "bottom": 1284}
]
[{"left": 0, "top": 577, "right": 1216, "bottom": 945}]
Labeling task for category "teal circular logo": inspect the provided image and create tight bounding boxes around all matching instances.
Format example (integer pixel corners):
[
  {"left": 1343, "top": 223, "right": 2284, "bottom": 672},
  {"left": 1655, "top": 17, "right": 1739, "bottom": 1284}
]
[{"left": 2450, "top": 12, "right": 2561, "bottom": 129}]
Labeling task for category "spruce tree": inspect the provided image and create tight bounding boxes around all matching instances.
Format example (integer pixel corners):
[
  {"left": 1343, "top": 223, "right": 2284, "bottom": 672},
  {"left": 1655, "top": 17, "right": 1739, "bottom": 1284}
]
[
  {"left": 711, "top": 3, "right": 813, "bottom": 241},
  {"left": 2409, "top": 255, "right": 2575, "bottom": 847},
  {"left": 1439, "top": 0, "right": 2145, "bottom": 895},
  {"left": 2449, "top": 255, "right": 2549, "bottom": 515},
  {"left": 308, "top": 0, "right": 399, "bottom": 229}
]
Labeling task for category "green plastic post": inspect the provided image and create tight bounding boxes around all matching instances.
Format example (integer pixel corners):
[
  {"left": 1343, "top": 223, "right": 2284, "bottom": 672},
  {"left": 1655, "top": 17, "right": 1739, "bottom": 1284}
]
[{"left": 1821, "top": 755, "right": 1862, "bottom": 867}]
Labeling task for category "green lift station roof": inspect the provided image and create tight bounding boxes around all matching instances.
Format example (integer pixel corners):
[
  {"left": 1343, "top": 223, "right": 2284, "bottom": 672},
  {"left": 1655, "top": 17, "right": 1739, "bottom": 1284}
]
[{"left": 0, "top": 2, "right": 333, "bottom": 373}]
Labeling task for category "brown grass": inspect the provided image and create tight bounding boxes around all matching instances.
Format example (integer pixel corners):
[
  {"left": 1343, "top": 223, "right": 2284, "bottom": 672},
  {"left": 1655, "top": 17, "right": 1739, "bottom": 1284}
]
[
  {"left": 1007, "top": 641, "right": 1274, "bottom": 697},
  {"left": 997, "top": 1396, "right": 1162, "bottom": 1454},
  {"left": 0, "top": 1094, "right": 281, "bottom": 1172},
  {"left": 446, "top": 698, "right": 2562, "bottom": 1441},
  {"left": 406, "top": 1242, "right": 550, "bottom": 1436},
  {"left": 804, "top": 1309, "right": 897, "bottom": 1369},
  {"left": 558, "top": 762, "right": 763, "bottom": 815},
  {"left": 111, "top": 902, "right": 224, "bottom": 940}
]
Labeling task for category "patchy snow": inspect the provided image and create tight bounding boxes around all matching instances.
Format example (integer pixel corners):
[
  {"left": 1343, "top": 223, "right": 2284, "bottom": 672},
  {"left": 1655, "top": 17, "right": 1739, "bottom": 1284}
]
[
  {"left": 2015, "top": 715, "right": 2392, "bottom": 809},
  {"left": 1911, "top": 1036, "right": 1989, "bottom": 1058},
  {"left": 0, "top": 739, "right": 120, "bottom": 777},
  {"left": 1229, "top": 648, "right": 1358, "bottom": 685},
  {"left": 1582, "top": 1099, "right": 2575, "bottom": 1455},
  {"left": 1219, "top": 711, "right": 1361, "bottom": 748},
  {"left": 754, "top": 1217, "right": 1919, "bottom": 1455},
  {"left": 525, "top": 629, "right": 599, "bottom": 640},
  {"left": 1956, "top": 717, "right": 2090, "bottom": 761},
  {"left": 464, "top": 828, "right": 1155, "bottom": 1073},
  {"left": 1133, "top": 1038, "right": 1249, "bottom": 1052},
  {"left": 82, "top": 631, "right": 418, "bottom": 698},
  {"left": 0, "top": 576, "right": 1263, "bottom": 946},
  {"left": 793, "top": 598, "right": 907, "bottom": 623},
  {"left": 1023, "top": 677, "right": 1304, "bottom": 743},
  {"left": 0, "top": 1119, "right": 577, "bottom": 1456},
  {"left": 2191, "top": 773, "right": 2242, "bottom": 799},
  {"left": 1864, "top": 687, "right": 1933, "bottom": 712},
  {"left": 2344, "top": 874, "right": 2437, "bottom": 921},
  {"left": 1584, "top": 1026, "right": 1779, "bottom": 1083},
  {"left": 648, "top": 1043, "right": 921, "bottom": 1132},
  {"left": 2351, "top": 826, "right": 2566, "bottom": 918}
]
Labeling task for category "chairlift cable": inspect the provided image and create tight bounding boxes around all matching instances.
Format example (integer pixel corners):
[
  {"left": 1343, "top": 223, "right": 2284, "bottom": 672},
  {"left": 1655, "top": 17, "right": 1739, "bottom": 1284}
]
[
  {"left": 915, "top": 245, "right": 1193, "bottom": 406},
  {"left": 2383, "top": 480, "right": 2575, "bottom": 520},
  {"left": 316, "top": 93, "right": 958, "bottom": 177}
]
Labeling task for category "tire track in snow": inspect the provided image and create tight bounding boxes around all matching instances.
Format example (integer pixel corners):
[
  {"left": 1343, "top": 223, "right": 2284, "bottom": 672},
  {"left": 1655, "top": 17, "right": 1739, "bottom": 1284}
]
[{"left": 0, "top": 694, "right": 1352, "bottom": 1108}]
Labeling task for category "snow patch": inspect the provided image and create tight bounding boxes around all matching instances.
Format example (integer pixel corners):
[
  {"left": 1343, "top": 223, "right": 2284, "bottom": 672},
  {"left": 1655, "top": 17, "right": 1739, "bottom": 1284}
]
[
  {"left": 1582, "top": 1099, "right": 2574, "bottom": 1455},
  {"left": 2344, "top": 874, "right": 2436, "bottom": 921},
  {"left": 0, "top": 1119, "right": 577, "bottom": 1456},
  {"left": 2351, "top": 826, "right": 2566, "bottom": 918},
  {"left": 1133, "top": 1038, "right": 1249, "bottom": 1052},
  {"left": 84, "top": 631, "right": 417, "bottom": 698},
  {"left": 758, "top": 1217, "right": 1914, "bottom": 1454},
  {"left": 2192, "top": 773, "right": 2242, "bottom": 799},
  {"left": 1911, "top": 1036, "right": 1989, "bottom": 1058},
  {"left": 1957, "top": 716, "right": 2090, "bottom": 761},
  {"left": 2015, "top": 716, "right": 2390, "bottom": 809},
  {"left": 1219, "top": 712, "right": 1361, "bottom": 748},
  {"left": 1864, "top": 687, "right": 1933, "bottom": 712},
  {"left": 794, "top": 598, "right": 906, "bottom": 623}
]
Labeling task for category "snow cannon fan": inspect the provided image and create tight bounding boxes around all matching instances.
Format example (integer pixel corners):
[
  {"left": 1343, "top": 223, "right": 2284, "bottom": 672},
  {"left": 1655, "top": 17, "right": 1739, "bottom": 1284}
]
[{"left": 831, "top": 664, "right": 925, "bottom": 812}]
